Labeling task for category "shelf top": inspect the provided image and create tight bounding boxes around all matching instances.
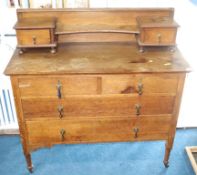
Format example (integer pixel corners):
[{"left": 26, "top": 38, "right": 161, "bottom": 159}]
[
  {"left": 4, "top": 42, "right": 190, "bottom": 75},
  {"left": 14, "top": 18, "right": 56, "bottom": 29},
  {"left": 55, "top": 24, "right": 139, "bottom": 35},
  {"left": 137, "top": 16, "right": 179, "bottom": 28}
]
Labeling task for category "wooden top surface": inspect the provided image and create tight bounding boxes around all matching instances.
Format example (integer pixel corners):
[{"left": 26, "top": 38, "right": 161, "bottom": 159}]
[
  {"left": 4, "top": 42, "right": 190, "bottom": 75},
  {"left": 14, "top": 18, "right": 56, "bottom": 29},
  {"left": 137, "top": 16, "right": 179, "bottom": 28}
]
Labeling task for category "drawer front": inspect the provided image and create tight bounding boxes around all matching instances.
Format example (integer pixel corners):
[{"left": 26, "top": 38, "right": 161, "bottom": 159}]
[
  {"left": 140, "top": 28, "right": 177, "bottom": 44},
  {"left": 102, "top": 74, "right": 178, "bottom": 94},
  {"left": 16, "top": 29, "right": 51, "bottom": 45},
  {"left": 18, "top": 76, "right": 98, "bottom": 98},
  {"left": 18, "top": 74, "right": 178, "bottom": 98},
  {"left": 26, "top": 116, "right": 171, "bottom": 145},
  {"left": 22, "top": 95, "right": 175, "bottom": 118}
]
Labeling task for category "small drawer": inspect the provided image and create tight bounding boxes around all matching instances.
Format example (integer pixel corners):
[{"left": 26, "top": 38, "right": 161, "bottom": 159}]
[
  {"left": 102, "top": 74, "right": 178, "bottom": 94},
  {"left": 16, "top": 29, "right": 51, "bottom": 45},
  {"left": 140, "top": 28, "right": 177, "bottom": 45},
  {"left": 18, "top": 76, "right": 98, "bottom": 98},
  {"left": 22, "top": 95, "right": 175, "bottom": 119},
  {"left": 26, "top": 116, "right": 171, "bottom": 145}
]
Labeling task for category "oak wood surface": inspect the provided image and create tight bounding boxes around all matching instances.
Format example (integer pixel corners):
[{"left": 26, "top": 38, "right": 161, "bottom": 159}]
[
  {"left": 26, "top": 115, "right": 171, "bottom": 145},
  {"left": 14, "top": 18, "right": 56, "bottom": 29},
  {"left": 17, "top": 73, "right": 178, "bottom": 98},
  {"left": 21, "top": 95, "right": 175, "bottom": 118},
  {"left": 4, "top": 43, "right": 190, "bottom": 75},
  {"left": 16, "top": 29, "right": 51, "bottom": 45},
  {"left": 139, "top": 28, "right": 177, "bottom": 44}
]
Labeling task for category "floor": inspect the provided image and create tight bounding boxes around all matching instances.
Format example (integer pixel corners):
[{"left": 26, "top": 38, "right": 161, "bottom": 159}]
[{"left": 0, "top": 128, "right": 196, "bottom": 175}]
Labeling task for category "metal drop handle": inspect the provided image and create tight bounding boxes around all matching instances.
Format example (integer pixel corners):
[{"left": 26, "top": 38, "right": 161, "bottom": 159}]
[
  {"left": 32, "top": 36, "right": 36, "bottom": 45},
  {"left": 137, "top": 82, "right": 143, "bottom": 95},
  {"left": 133, "top": 128, "right": 139, "bottom": 138},
  {"left": 57, "top": 105, "right": 64, "bottom": 119},
  {"left": 60, "top": 129, "right": 65, "bottom": 141},
  {"left": 56, "top": 80, "right": 62, "bottom": 99},
  {"left": 135, "top": 104, "right": 141, "bottom": 116}
]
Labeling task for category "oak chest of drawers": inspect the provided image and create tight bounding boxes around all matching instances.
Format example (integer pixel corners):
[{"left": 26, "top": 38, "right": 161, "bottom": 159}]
[{"left": 4, "top": 8, "right": 190, "bottom": 173}]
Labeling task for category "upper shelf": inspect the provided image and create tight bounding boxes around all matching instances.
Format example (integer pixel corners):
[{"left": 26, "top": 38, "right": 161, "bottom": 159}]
[{"left": 55, "top": 24, "right": 140, "bottom": 35}]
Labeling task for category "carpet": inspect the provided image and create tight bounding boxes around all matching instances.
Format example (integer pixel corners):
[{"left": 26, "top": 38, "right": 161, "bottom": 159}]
[{"left": 0, "top": 128, "right": 196, "bottom": 175}]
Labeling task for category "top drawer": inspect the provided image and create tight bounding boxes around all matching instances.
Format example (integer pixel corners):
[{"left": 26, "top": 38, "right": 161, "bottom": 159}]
[
  {"left": 102, "top": 74, "right": 179, "bottom": 95},
  {"left": 16, "top": 29, "right": 51, "bottom": 45},
  {"left": 18, "top": 74, "right": 179, "bottom": 98},
  {"left": 140, "top": 28, "right": 177, "bottom": 45},
  {"left": 18, "top": 76, "right": 98, "bottom": 98}
]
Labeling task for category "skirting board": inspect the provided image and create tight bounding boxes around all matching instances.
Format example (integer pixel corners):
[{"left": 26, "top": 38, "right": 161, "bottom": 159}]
[
  {"left": 0, "top": 129, "right": 19, "bottom": 135},
  {"left": 185, "top": 146, "right": 197, "bottom": 174}
]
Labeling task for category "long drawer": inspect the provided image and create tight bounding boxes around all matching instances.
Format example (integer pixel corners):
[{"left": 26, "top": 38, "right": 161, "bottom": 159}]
[
  {"left": 26, "top": 116, "right": 171, "bottom": 145},
  {"left": 22, "top": 95, "right": 175, "bottom": 118},
  {"left": 18, "top": 74, "right": 179, "bottom": 98}
]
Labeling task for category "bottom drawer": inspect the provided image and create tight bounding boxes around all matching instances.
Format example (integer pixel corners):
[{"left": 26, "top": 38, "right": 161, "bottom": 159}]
[{"left": 26, "top": 116, "right": 171, "bottom": 145}]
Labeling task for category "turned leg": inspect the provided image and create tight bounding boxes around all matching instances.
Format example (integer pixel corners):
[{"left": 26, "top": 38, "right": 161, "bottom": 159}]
[
  {"left": 163, "top": 143, "right": 172, "bottom": 168},
  {"left": 139, "top": 46, "right": 144, "bottom": 53},
  {"left": 169, "top": 46, "right": 176, "bottom": 53},
  {"left": 50, "top": 47, "right": 56, "bottom": 54},
  {"left": 25, "top": 153, "right": 33, "bottom": 173},
  {"left": 19, "top": 48, "right": 24, "bottom": 54}
]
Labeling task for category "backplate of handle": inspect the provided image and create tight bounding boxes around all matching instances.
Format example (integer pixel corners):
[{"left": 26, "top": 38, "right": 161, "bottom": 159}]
[
  {"left": 56, "top": 80, "right": 62, "bottom": 99},
  {"left": 57, "top": 105, "right": 64, "bottom": 119},
  {"left": 60, "top": 129, "right": 65, "bottom": 141}
]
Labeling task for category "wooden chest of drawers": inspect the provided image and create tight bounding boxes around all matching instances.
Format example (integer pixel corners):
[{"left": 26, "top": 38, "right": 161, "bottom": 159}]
[{"left": 4, "top": 8, "right": 190, "bottom": 173}]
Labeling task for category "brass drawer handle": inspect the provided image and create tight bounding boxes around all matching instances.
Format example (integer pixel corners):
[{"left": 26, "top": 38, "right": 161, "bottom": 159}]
[
  {"left": 157, "top": 33, "right": 161, "bottom": 43},
  {"left": 137, "top": 82, "right": 143, "bottom": 95},
  {"left": 60, "top": 129, "right": 66, "bottom": 141},
  {"left": 57, "top": 105, "right": 64, "bottom": 119},
  {"left": 56, "top": 80, "right": 62, "bottom": 99},
  {"left": 133, "top": 128, "right": 139, "bottom": 138},
  {"left": 135, "top": 104, "right": 141, "bottom": 116},
  {"left": 32, "top": 36, "right": 36, "bottom": 45}
]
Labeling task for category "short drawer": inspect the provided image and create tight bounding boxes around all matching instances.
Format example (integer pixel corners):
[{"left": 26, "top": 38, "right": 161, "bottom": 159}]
[
  {"left": 18, "top": 76, "right": 98, "bottom": 98},
  {"left": 102, "top": 74, "right": 178, "bottom": 94},
  {"left": 22, "top": 95, "right": 175, "bottom": 119},
  {"left": 140, "top": 28, "right": 177, "bottom": 45},
  {"left": 16, "top": 29, "right": 51, "bottom": 45},
  {"left": 26, "top": 116, "right": 171, "bottom": 145}
]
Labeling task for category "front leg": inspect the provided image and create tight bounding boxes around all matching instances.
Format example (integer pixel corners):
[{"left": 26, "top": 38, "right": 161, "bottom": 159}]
[
  {"left": 25, "top": 153, "right": 33, "bottom": 173},
  {"left": 163, "top": 141, "right": 173, "bottom": 168}
]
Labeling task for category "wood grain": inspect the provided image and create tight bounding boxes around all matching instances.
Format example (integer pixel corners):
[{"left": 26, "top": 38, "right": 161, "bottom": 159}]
[
  {"left": 21, "top": 95, "right": 175, "bottom": 118},
  {"left": 4, "top": 43, "right": 191, "bottom": 75},
  {"left": 26, "top": 115, "right": 171, "bottom": 145}
]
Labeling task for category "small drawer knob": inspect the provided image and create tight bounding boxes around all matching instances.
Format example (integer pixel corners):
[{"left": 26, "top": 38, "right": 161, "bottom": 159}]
[
  {"left": 56, "top": 80, "right": 62, "bottom": 99},
  {"left": 60, "top": 129, "right": 66, "bottom": 141},
  {"left": 133, "top": 128, "right": 139, "bottom": 138},
  {"left": 157, "top": 33, "right": 162, "bottom": 43},
  {"left": 57, "top": 105, "right": 64, "bottom": 119},
  {"left": 135, "top": 104, "right": 141, "bottom": 116}
]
